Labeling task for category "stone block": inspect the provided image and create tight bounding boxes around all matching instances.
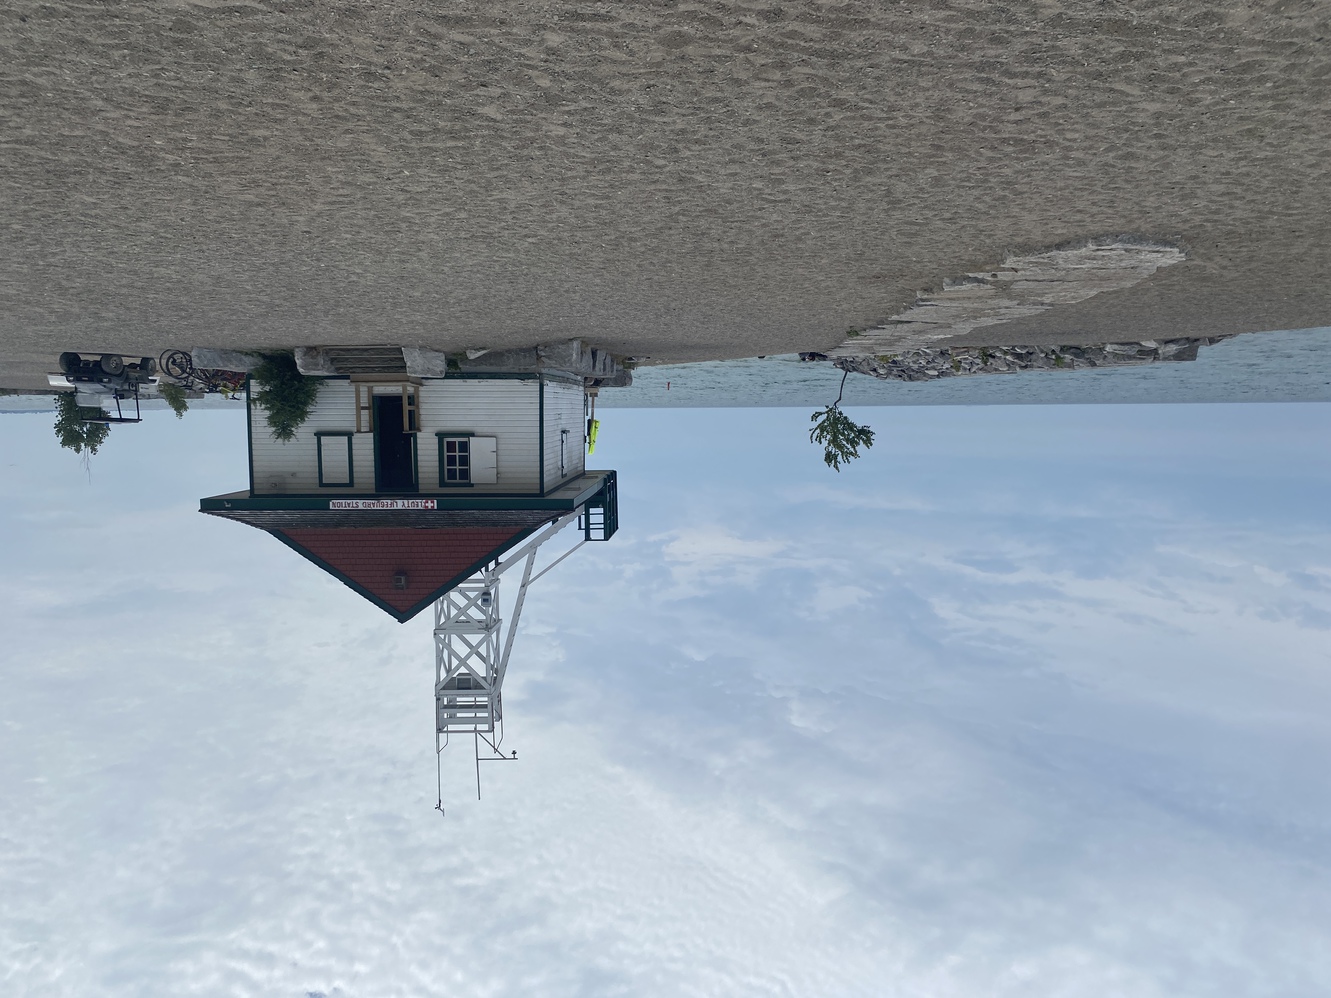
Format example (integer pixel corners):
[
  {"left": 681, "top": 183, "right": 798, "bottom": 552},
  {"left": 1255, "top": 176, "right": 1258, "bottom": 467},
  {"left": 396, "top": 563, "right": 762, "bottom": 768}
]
[
  {"left": 455, "top": 347, "right": 540, "bottom": 372},
  {"left": 587, "top": 370, "right": 632, "bottom": 389},
  {"left": 401, "top": 347, "right": 450, "bottom": 377},
  {"left": 293, "top": 347, "right": 338, "bottom": 375},
  {"left": 537, "top": 339, "right": 623, "bottom": 378},
  {"left": 193, "top": 348, "right": 263, "bottom": 372}
]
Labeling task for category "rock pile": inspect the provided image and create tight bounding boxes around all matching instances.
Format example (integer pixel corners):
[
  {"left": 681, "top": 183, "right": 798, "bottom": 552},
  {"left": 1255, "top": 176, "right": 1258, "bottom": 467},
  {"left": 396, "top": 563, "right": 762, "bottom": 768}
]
[{"left": 832, "top": 338, "right": 1230, "bottom": 382}]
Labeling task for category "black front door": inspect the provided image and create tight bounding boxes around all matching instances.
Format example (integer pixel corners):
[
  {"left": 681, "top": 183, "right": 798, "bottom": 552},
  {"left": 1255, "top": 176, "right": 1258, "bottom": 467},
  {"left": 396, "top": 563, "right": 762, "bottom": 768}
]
[{"left": 374, "top": 395, "right": 417, "bottom": 492}]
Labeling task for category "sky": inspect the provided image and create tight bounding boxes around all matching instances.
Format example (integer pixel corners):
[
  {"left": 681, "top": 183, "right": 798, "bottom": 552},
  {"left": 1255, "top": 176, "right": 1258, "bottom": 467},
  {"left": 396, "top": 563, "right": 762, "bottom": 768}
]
[{"left": 2, "top": 401, "right": 1331, "bottom": 997}]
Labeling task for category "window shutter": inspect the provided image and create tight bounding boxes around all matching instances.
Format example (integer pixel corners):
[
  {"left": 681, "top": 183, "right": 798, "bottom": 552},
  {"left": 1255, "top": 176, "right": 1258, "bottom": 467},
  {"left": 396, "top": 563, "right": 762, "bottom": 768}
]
[{"left": 471, "top": 436, "right": 498, "bottom": 484}]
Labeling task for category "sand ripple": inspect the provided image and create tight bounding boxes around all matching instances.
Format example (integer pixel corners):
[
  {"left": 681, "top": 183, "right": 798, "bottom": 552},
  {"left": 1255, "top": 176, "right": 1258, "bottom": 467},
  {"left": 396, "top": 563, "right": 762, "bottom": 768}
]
[{"left": 2, "top": 1, "right": 1329, "bottom": 387}]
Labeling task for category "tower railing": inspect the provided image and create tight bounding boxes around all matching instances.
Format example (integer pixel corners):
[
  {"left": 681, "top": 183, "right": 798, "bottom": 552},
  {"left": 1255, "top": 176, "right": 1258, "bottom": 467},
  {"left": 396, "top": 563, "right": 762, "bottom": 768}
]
[
  {"left": 580, "top": 471, "right": 618, "bottom": 541},
  {"left": 434, "top": 576, "right": 502, "bottom": 734}
]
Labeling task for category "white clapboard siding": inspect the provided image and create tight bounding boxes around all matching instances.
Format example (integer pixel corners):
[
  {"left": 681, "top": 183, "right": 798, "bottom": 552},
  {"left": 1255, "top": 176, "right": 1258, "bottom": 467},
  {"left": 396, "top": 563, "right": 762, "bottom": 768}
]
[
  {"left": 417, "top": 378, "right": 541, "bottom": 493},
  {"left": 250, "top": 378, "right": 544, "bottom": 495},
  {"left": 251, "top": 382, "right": 365, "bottom": 494},
  {"left": 542, "top": 378, "right": 587, "bottom": 490}
]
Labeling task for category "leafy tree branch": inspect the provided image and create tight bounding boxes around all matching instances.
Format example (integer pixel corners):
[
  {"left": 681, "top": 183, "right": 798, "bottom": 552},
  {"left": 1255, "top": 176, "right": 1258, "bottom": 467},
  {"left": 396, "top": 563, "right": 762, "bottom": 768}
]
[
  {"left": 809, "top": 369, "right": 874, "bottom": 471},
  {"left": 159, "top": 382, "right": 190, "bottom": 418},
  {"left": 53, "top": 392, "right": 110, "bottom": 457}
]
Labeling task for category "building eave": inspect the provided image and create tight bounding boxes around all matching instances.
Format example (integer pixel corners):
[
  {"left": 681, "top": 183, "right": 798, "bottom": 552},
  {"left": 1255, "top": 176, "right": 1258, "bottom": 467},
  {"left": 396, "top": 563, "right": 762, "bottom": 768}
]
[
  {"left": 266, "top": 524, "right": 543, "bottom": 623},
  {"left": 200, "top": 470, "right": 613, "bottom": 514}
]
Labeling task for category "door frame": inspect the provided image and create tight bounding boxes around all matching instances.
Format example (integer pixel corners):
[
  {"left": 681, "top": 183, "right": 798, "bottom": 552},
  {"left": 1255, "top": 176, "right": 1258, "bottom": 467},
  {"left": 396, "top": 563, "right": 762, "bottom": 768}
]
[{"left": 371, "top": 393, "right": 419, "bottom": 493}]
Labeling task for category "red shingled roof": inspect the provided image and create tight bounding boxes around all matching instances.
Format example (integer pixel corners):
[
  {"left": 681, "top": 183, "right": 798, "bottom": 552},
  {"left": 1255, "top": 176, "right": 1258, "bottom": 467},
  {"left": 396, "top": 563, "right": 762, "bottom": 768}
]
[{"left": 274, "top": 526, "right": 534, "bottom": 621}]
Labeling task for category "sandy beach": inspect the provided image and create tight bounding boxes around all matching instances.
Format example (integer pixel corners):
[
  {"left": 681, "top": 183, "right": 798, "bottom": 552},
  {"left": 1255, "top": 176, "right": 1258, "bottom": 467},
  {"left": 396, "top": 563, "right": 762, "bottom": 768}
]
[{"left": 2, "top": 0, "right": 1329, "bottom": 390}]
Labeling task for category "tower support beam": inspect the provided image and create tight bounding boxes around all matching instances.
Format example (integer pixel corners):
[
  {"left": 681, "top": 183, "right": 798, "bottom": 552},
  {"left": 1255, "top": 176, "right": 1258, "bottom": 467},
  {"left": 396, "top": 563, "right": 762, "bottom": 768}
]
[{"left": 434, "top": 512, "right": 579, "bottom": 741}]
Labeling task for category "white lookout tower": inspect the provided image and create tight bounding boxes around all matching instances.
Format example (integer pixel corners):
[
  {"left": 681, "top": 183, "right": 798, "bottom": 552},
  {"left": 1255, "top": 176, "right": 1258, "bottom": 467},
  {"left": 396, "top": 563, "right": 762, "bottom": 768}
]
[{"left": 432, "top": 505, "right": 615, "bottom": 805}]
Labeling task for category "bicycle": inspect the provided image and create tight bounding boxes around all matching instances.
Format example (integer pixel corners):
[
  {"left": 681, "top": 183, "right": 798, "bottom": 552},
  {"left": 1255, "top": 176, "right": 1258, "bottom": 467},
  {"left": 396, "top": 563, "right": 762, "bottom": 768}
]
[{"left": 158, "top": 350, "right": 247, "bottom": 399}]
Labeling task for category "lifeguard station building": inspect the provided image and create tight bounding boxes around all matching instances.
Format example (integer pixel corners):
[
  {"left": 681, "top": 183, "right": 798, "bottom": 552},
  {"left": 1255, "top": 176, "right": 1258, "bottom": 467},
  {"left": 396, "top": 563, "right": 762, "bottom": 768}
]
[
  {"left": 201, "top": 354, "right": 618, "bottom": 622},
  {"left": 199, "top": 346, "right": 621, "bottom": 784}
]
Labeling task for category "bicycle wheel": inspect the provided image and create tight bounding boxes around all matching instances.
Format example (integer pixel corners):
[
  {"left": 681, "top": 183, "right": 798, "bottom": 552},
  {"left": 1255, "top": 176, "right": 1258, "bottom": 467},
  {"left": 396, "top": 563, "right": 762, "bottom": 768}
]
[{"left": 160, "top": 350, "right": 193, "bottom": 379}]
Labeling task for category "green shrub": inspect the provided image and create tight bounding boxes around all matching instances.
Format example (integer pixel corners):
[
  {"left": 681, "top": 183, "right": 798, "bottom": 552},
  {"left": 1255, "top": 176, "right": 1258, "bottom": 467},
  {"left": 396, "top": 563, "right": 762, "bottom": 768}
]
[
  {"left": 53, "top": 393, "right": 110, "bottom": 456},
  {"left": 251, "top": 352, "right": 322, "bottom": 441},
  {"left": 159, "top": 382, "right": 190, "bottom": 418}
]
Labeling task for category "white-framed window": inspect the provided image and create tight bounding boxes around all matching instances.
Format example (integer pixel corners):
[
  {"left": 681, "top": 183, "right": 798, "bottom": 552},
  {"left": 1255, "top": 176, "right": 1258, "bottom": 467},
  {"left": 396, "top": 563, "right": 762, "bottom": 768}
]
[
  {"left": 440, "top": 436, "right": 470, "bottom": 484},
  {"left": 438, "top": 434, "right": 497, "bottom": 486}
]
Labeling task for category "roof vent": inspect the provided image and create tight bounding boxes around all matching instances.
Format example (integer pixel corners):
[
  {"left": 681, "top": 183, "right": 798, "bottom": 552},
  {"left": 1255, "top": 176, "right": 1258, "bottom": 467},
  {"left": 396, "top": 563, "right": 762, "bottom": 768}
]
[{"left": 392, "top": 571, "right": 409, "bottom": 590}]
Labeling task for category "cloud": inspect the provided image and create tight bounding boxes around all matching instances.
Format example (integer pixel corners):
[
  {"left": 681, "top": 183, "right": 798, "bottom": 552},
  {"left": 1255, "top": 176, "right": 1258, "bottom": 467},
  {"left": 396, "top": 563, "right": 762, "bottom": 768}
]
[
  {"left": 5, "top": 405, "right": 1331, "bottom": 996},
  {"left": 652, "top": 526, "right": 790, "bottom": 596},
  {"left": 660, "top": 526, "right": 787, "bottom": 565},
  {"left": 780, "top": 481, "right": 938, "bottom": 513}
]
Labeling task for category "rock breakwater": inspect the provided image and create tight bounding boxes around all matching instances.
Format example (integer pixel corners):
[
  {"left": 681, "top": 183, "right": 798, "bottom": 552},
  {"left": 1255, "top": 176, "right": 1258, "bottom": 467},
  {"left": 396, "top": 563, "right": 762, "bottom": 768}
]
[
  {"left": 828, "top": 239, "right": 1188, "bottom": 358},
  {"left": 830, "top": 338, "right": 1230, "bottom": 382}
]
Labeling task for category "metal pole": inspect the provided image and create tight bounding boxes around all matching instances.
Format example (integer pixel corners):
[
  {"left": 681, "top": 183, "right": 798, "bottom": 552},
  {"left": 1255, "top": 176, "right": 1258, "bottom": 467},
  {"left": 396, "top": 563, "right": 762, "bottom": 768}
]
[
  {"left": 527, "top": 539, "right": 588, "bottom": 587},
  {"left": 492, "top": 512, "right": 579, "bottom": 578},
  {"left": 497, "top": 548, "right": 538, "bottom": 688}
]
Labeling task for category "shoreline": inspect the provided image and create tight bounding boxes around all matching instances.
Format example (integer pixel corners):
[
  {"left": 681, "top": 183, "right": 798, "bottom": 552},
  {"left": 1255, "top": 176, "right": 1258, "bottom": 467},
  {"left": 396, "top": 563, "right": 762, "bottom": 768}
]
[
  {"left": 8, "top": 327, "right": 1331, "bottom": 412},
  {"left": 598, "top": 328, "right": 1331, "bottom": 408}
]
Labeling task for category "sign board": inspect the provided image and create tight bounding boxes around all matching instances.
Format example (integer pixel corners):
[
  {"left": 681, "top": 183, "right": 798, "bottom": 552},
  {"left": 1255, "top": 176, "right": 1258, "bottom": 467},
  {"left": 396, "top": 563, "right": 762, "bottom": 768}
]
[{"left": 328, "top": 499, "right": 438, "bottom": 510}]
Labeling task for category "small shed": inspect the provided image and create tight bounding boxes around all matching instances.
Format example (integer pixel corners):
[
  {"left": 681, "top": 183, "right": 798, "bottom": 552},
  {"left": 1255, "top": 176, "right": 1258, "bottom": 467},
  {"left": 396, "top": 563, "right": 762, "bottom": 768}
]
[{"left": 248, "top": 373, "right": 587, "bottom": 497}]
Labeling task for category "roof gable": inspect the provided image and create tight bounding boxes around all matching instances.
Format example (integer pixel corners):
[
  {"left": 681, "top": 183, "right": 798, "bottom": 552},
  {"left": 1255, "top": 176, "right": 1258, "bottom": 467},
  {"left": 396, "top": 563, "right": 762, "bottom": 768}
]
[{"left": 273, "top": 526, "right": 536, "bottom": 622}]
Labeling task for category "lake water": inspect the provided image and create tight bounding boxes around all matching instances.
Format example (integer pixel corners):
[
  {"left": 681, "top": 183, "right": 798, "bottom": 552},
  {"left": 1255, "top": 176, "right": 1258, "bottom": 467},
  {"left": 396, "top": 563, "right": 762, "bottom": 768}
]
[
  {"left": 599, "top": 326, "right": 1331, "bottom": 408},
  {"left": 4, "top": 327, "right": 1329, "bottom": 415},
  {"left": 0, "top": 391, "right": 245, "bottom": 415}
]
